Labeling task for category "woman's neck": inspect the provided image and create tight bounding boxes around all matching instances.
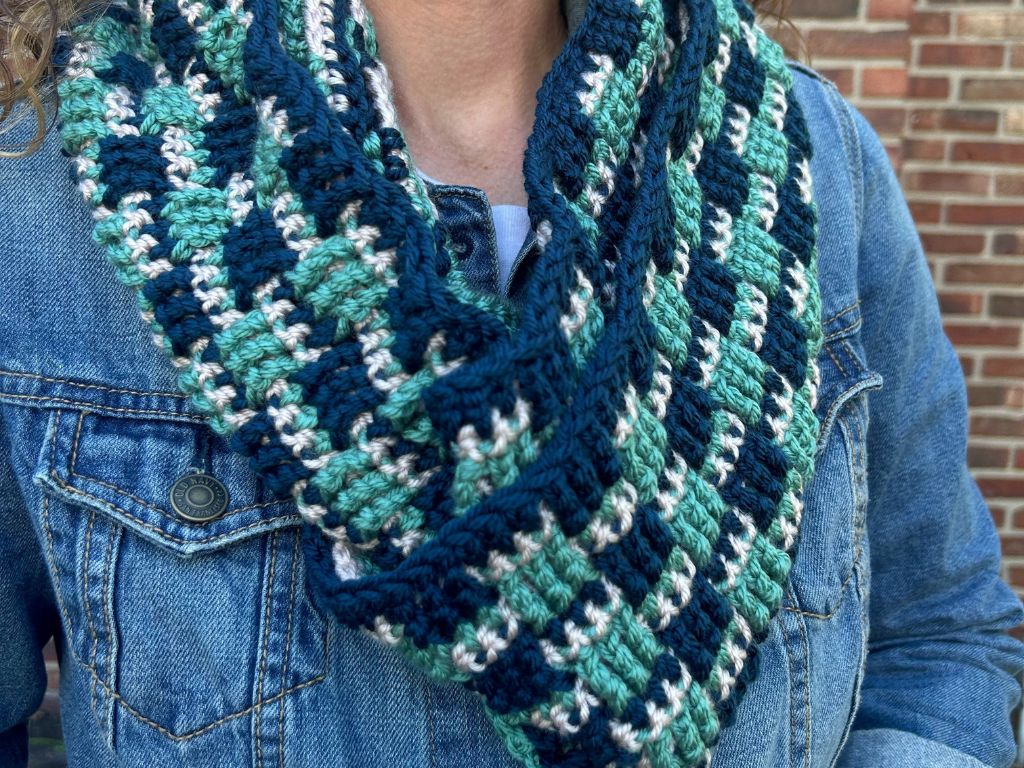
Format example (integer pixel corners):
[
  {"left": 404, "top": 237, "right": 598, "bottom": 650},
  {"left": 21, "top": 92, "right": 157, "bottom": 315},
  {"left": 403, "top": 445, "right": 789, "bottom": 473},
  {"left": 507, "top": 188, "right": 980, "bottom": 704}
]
[{"left": 364, "top": 0, "right": 567, "bottom": 205}]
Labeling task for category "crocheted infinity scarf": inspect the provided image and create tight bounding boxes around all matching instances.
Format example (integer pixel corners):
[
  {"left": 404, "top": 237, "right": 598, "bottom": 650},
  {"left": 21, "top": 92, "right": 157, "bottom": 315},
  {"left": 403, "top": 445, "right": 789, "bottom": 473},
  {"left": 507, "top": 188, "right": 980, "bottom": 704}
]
[{"left": 59, "top": 0, "right": 823, "bottom": 763}]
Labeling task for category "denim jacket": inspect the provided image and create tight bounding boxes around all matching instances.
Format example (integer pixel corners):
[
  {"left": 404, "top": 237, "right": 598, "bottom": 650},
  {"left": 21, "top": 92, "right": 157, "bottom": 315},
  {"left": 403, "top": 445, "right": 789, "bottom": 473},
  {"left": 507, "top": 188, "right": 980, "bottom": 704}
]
[{"left": 1, "top": 63, "right": 1023, "bottom": 768}]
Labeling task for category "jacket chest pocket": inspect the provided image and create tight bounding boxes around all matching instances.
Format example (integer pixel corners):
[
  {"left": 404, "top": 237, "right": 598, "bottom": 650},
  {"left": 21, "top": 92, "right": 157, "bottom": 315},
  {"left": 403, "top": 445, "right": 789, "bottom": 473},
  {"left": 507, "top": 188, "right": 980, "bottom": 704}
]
[
  {"left": 779, "top": 300, "right": 883, "bottom": 766},
  {"left": 33, "top": 407, "right": 328, "bottom": 748},
  {"left": 789, "top": 300, "right": 883, "bottom": 620}
]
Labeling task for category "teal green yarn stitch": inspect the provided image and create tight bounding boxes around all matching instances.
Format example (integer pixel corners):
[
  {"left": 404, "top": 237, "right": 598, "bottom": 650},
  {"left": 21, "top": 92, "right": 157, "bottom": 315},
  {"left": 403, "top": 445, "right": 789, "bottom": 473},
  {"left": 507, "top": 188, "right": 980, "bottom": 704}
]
[{"left": 58, "top": 0, "right": 824, "bottom": 764}]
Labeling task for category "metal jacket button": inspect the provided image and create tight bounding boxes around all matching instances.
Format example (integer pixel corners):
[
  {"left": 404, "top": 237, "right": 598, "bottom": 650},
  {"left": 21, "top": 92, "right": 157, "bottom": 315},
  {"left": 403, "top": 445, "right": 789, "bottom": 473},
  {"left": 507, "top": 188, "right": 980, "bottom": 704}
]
[{"left": 170, "top": 472, "right": 229, "bottom": 523}]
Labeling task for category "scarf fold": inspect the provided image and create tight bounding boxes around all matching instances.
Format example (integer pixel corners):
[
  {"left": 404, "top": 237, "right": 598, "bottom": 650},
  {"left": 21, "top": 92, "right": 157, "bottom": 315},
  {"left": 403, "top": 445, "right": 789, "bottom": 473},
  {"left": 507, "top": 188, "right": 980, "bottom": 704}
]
[{"left": 58, "top": 0, "right": 823, "bottom": 763}]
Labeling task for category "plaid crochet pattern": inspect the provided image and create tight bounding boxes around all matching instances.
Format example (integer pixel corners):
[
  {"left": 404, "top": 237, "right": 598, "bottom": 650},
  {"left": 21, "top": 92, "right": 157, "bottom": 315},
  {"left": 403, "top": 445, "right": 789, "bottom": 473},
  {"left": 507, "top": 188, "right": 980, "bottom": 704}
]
[{"left": 58, "top": 0, "right": 823, "bottom": 764}]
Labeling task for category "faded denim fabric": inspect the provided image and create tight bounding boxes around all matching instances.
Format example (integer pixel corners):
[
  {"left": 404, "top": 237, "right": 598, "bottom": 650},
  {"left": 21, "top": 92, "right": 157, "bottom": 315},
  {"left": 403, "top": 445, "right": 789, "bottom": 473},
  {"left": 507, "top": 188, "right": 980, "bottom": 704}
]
[
  {"left": 428, "top": 185, "right": 538, "bottom": 302},
  {"left": 0, "top": 64, "right": 1022, "bottom": 768}
]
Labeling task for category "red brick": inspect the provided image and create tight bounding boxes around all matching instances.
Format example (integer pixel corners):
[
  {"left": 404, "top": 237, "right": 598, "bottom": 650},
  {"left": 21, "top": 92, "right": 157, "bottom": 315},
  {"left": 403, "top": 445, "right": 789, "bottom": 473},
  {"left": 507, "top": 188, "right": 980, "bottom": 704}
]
[
  {"left": 971, "top": 415, "right": 1024, "bottom": 438},
  {"left": 996, "top": 175, "right": 1024, "bottom": 196},
  {"left": 914, "top": 108, "right": 999, "bottom": 135},
  {"left": 1016, "top": 449, "right": 1024, "bottom": 471},
  {"left": 1007, "top": 567, "right": 1024, "bottom": 588},
  {"left": 980, "top": 477, "right": 1024, "bottom": 499},
  {"left": 869, "top": 0, "right": 912, "bottom": 20},
  {"left": 45, "top": 662, "right": 59, "bottom": 691},
  {"left": 952, "top": 141, "right": 1024, "bottom": 165},
  {"left": 959, "top": 354, "right": 976, "bottom": 377},
  {"left": 1002, "top": 535, "right": 1024, "bottom": 557},
  {"left": 1003, "top": 505, "right": 1022, "bottom": 528},
  {"left": 982, "top": 356, "right": 1024, "bottom": 378},
  {"left": 908, "top": 76, "right": 951, "bottom": 99},
  {"left": 968, "top": 443, "right": 1011, "bottom": 467},
  {"left": 787, "top": 0, "right": 861, "bottom": 18},
  {"left": 920, "top": 43, "right": 1005, "bottom": 67},
  {"left": 943, "top": 322, "right": 1021, "bottom": 346},
  {"left": 937, "top": 290, "right": 984, "bottom": 314},
  {"left": 908, "top": 200, "right": 942, "bottom": 224},
  {"left": 990, "top": 294, "right": 1024, "bottom": 318},
  {"left": 904, "top": 138, "right": 946, "bottom": 160},
  {"left": 962, "top": 78, "right": 1024, "bottom": 101},
  {"left": 817, "top": 67, "right": 855, "bottom": 96},
  {"left": 910, "top": 10, "right": 952, "bottom": 35},
  {"left": 946, "top": 263, "right": 1024, "bottom": 284},
  {"left": 884, "top": 142, "right": 904, "bottom": 172},
  {"left": 859, "top": 107, "right": 906, "bottom": 135},
  {"left": 948, "top": 204, "right": 1024, "bottom": 226},
  {"left": 909, "top": 110, "right": 940, "bottom": 130},
  {"left": 942, "top": 109, "right": 999, "bottom": 132},
  {"left": 967, "top": 383, "right": 1024, "bottom": 408},
  {"left": 919, "top": 232, "right": 986, "bottom": 254},
  {"left": 957, "top": 12, "right": 1024, "bottom": 39},
  {"left": 1012, "top": 45, "right": 1024, "bottom": 68},
  {"left": 994, "top": 233, "right": 1024, "bottom": 255},
  {"left": 808, "top": 29, "right": 909, "bottom": 59},
  {"left": 861, "top": 67, "right": 908, "bottom": 98},
  {"left": 905, "top": 171, "right": 990, "bottom": 194}
]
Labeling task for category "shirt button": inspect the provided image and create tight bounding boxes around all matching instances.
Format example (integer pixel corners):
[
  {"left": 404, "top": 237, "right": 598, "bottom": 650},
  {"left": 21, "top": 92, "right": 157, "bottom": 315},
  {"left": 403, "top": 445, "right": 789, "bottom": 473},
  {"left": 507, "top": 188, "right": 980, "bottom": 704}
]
[{"left": 170, "top": 472, "right": 229, "bottom": 523}]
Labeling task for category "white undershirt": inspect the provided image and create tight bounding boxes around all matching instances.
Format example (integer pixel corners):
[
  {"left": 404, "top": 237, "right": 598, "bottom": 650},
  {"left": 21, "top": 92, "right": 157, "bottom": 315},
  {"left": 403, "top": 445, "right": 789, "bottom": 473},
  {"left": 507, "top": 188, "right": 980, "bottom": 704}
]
[{"left": 490, "top": 204, "right": 533, "bottom": 294}]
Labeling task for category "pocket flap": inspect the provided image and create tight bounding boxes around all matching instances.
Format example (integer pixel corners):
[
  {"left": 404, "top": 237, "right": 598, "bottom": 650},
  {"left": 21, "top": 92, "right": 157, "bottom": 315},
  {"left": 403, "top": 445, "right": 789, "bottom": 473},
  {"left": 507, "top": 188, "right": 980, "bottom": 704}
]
[
  {"left": 34, "top": 408, "right": 301, "bottom": 555},
  {"left": 815, "top": 300, "right": 883, "bottom": 453}
]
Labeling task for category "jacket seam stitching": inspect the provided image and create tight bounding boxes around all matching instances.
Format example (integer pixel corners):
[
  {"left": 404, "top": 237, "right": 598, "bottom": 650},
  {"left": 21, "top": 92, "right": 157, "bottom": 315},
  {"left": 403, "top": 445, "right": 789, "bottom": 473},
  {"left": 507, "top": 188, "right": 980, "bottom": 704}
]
[
  {"left": 63, "top": 409, "right": 293, "bottom": 526},
  {"left": 40, "top": 412, "right": 76, "bottom": 640},
  {"left": 826, "top": 299, "right": 860, "bottom": 323},
  {"left": 101, "top": 522, "right": 120, "bottom": 742},
  {"left": 71, "top": 465, "right": 291, "bottom": 522},
  {"left": 254, "top": 530, "right": 278, "bottom": 767},
  {"left": 0, "top": 391, "right": 202, "bottom": 420},
  {"left": 803, "top": 610, "right": 811, "bottom": 768},
  {"left": 823, "top": 299, "right": 863, "bottom": 340},
  {"left": 0, "top": 369, "right": 189, "bottom": 398},
  {"left": 79, "top": 654, "right": 327, "bottom": 742},
  {"left": 278, "top": 532, "right": 300, "bottom": 768},
  {"left": 825, "top": 343, "right": 849, "bottom": 377},
  {"left": 82, "top": 505, "right": 100, "bottom": 719},
  {"left": 47, "top": 471, "right": 299, "bottom": 545},
  {"left": 782, "top": 568, "right": 856, "bottom": 620},
  {"left": 41, "top": 492, "right": 77, "bottom": 637},
  {"left": 825, "top": 317, "right": 863, "bottom": 344},
  {"left": 73, "top": 468, "right": 290, "bottom": 522}
]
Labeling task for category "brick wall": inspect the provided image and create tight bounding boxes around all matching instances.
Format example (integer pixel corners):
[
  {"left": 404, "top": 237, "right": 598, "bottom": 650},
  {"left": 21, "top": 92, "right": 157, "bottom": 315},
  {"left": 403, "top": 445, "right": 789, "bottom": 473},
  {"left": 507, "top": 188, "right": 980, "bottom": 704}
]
[{"left": 767, "top": 0, "right": 1024, "bottom": 606}]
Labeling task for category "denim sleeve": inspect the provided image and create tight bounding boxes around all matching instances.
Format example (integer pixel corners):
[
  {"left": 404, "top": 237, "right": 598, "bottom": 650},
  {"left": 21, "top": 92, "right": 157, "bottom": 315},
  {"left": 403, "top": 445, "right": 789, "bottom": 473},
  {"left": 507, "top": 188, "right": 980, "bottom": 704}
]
[
  {"left": 0, "top": 409, "right": 58, "bottom": 767},
  {"left": 833, "top": 100, "right": 1024, "bottom": 768}
]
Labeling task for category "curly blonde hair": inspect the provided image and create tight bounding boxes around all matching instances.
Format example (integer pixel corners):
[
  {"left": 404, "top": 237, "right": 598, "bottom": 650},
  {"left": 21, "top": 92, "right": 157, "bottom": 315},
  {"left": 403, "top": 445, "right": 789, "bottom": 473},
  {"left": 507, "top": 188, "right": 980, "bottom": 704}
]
[
  {"left": 0, "top": 0, "right": 799, "bottom": 157},
  {"left": 0, "top": 0, "right": 75, "bottom": 155}
]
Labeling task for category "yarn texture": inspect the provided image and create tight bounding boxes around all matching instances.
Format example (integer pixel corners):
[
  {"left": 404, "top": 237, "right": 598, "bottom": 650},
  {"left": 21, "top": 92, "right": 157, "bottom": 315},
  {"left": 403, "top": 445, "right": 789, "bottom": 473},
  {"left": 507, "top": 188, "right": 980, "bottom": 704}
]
[{"left": 58, "top": 0, "right": 824, "bottom": 763}]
